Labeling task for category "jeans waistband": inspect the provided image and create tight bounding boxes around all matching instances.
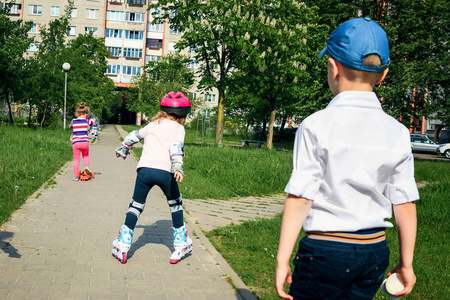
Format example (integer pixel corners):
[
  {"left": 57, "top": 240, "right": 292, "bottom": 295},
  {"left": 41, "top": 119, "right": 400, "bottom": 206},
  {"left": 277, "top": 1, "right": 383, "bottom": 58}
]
[{"left": 305, "top": 229, "right": 386, "bottom": 245}]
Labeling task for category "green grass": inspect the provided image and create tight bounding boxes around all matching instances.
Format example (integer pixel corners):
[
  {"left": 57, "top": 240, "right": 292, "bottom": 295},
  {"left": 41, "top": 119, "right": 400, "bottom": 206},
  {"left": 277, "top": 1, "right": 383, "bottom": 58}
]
[
  {"left": 207, "top": 160, "right": 450, "bottom": 299},
  {"left": 123, "top": 125, "right": 293, "bottom": 199},
  {"left": 0, "top": 126, "right": 72, "bottom": 225},
  {"left": 1, "top": 124, "right": 449, "bottom": 299}
]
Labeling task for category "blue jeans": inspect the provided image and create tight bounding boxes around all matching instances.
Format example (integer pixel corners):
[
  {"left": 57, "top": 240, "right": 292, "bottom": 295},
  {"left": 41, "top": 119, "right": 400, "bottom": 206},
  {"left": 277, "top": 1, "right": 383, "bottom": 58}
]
[
  {"left": 289, "top": 237, "right": 390, "bottom": 299},
  {"left": 124, "top": 168, "right": 183, "bottom": 229}
]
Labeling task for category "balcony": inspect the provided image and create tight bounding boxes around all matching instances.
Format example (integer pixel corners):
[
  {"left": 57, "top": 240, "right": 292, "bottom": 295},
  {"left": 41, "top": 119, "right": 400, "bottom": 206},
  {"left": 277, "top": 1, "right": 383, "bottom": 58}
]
[{"left": 127, "top": 0, "right": 146, "bottom": 6}]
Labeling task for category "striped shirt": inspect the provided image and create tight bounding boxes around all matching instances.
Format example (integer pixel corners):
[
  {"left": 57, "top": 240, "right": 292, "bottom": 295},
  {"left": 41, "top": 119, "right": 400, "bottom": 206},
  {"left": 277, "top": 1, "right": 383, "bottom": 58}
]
[{"left": 69, "top": 117, "right": 93, "bottom": 144}]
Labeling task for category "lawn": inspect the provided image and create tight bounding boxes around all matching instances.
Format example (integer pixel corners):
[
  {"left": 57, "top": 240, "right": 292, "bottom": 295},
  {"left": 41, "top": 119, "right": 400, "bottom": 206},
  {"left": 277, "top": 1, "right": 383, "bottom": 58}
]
[
  {"left": 0, "top": 126, "right": 72, "bottom": 225},
  {"left": 206, "top": 160, "right": 450, "bottom": 300},
  {"left": 1, "top": 125, "right": 448, "bottom": 300}
]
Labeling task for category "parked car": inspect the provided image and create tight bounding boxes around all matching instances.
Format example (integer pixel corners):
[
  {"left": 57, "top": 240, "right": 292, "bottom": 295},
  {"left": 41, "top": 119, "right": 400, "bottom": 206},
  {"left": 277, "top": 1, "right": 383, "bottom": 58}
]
[
  {"left": 437, "top": 144, "right": 450, "bottom": 159},
  {"left": 410, "top": 135, "right": 440, "bottom": 153}
]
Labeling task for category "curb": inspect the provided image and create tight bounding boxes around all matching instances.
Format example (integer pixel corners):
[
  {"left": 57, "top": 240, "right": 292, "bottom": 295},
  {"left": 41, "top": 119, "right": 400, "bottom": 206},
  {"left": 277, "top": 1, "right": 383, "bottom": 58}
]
[{"left": 184, "top": 212, "right": 257, "bottom": 300}]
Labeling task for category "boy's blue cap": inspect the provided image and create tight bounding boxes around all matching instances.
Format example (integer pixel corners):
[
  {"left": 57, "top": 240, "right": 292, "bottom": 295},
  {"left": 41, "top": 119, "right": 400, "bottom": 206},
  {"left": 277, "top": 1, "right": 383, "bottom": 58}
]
[{"left": 319, "top": 17, "right": 390, "bottom": 72}]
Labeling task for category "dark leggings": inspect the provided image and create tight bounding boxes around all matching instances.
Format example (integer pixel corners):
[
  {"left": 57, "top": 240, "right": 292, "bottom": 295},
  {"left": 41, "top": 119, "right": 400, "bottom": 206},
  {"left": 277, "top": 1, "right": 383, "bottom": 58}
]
[{"left": 124, "top": 168, "right": 183, "bottom": 230}]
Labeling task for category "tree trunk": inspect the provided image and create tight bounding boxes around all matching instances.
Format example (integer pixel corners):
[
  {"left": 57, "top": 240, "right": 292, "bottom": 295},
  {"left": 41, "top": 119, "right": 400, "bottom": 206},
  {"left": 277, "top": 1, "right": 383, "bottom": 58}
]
[
  {"left": 435, "top": 125, "right": 443, "bottom": 142},
  {"left": 266, "top": 100, "right": 277, "bottom": 150},
  {"left": 5, "top": 90, "right": 14, "bottom": 124},
  {"left": 215, "top": 88, "right": 225, "bottom": 147}
]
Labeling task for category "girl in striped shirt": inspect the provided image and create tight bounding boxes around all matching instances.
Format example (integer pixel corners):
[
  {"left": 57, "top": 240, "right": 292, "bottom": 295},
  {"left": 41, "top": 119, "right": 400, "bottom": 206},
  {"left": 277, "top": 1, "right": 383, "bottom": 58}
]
[{"left": 69, "top": 102, "right": 94, "bottom": 181}]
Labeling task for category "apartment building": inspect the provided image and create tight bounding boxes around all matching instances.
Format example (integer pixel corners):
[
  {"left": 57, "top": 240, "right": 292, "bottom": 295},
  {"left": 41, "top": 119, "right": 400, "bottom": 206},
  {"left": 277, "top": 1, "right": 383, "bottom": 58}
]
[{"left": 2, "top": 0, "right": 218, "bottom": 111}]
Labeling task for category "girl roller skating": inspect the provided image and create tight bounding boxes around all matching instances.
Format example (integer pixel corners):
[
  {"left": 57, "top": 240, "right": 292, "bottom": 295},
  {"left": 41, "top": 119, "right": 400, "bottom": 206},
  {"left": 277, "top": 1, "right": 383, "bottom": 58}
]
[{"left": 112, "top": 92, "right": 192, "bottom": 264}]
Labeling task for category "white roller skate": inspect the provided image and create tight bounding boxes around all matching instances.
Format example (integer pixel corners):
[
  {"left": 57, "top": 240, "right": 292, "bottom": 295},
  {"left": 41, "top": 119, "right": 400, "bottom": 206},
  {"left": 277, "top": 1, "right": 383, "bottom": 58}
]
[
  {"left": 112, "top": 225, "right": 134, "bottom": 264},
  {"left": 170, "top": 224, "right": 193, "bottom": 264}
]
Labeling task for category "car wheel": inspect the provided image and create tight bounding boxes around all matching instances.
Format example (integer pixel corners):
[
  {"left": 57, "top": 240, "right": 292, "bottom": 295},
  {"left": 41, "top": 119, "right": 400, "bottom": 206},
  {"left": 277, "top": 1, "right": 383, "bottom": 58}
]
[{"left": 445, "top": 149, "right": 450, "bottom": 159}]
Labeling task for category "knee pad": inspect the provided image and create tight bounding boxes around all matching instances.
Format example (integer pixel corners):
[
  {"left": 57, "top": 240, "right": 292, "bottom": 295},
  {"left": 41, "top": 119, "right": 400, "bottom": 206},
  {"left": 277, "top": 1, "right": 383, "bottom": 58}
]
[
  {"left": 127, "top": 199, "right": 145, "bottom": 218},
  {"left": 167, "top": 195, "right": 183, "bottom": 213}
]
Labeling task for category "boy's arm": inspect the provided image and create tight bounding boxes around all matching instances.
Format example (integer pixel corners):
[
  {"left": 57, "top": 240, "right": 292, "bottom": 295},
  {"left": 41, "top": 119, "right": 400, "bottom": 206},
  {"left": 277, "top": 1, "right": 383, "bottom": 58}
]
[
  {"left": 275, "top": 194, "right": 312, "bottom": 300},
  {"left": 389, "top": 201, "right": 417, "bottom": 296}
]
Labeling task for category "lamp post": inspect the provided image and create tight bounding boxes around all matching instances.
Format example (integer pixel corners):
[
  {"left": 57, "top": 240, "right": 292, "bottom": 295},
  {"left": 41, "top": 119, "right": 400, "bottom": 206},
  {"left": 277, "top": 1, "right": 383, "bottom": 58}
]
[{"left": 62, "top": 62, "right": 71, "bottom": 129}]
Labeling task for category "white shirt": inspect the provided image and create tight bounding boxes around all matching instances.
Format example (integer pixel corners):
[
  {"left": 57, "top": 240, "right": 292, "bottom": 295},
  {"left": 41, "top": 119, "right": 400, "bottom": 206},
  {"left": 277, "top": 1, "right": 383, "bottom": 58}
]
[{"left": 285, "top": 91, "right": 419, "bottom": 232}]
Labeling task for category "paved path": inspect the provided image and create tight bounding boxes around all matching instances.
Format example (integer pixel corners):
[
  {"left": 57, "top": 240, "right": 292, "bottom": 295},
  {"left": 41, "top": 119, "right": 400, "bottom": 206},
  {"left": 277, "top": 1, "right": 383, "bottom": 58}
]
[{"left": 0, "top": 125, "right": 258, "bottom": 300}]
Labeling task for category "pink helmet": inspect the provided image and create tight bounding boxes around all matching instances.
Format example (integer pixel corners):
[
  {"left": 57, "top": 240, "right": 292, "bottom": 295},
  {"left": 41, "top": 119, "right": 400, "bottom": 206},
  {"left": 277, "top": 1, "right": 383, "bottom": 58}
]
[{"left": 160, "top": 92, "right": 191, "bottom": 117}]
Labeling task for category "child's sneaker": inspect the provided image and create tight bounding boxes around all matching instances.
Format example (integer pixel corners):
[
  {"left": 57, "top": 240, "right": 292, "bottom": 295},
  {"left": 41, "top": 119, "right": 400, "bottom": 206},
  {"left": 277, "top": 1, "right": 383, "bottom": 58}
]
[
  {"left": 84, "top": 166, "right": 92, "bottom": 176},
  {"left": 112, "top": 225, "right": 134, "bottom": 264},
  {"left": 170, "top": 224, "right": 193, "bottom": 264},
  {"left": 73, "top": 177, "right": 79, "bottom": 181}
]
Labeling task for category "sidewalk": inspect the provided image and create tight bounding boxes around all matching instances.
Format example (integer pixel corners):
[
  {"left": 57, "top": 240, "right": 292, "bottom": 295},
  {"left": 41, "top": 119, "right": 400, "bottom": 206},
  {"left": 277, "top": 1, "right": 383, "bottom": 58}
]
[{"left": 0, "top": 125, "right": 256, "bottom": 300}]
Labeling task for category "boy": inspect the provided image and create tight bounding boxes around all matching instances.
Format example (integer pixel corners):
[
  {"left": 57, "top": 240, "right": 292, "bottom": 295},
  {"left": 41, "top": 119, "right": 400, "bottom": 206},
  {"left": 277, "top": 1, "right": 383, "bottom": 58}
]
[{"left": 275, "top": 18, "right": 419, "bottom": 300}]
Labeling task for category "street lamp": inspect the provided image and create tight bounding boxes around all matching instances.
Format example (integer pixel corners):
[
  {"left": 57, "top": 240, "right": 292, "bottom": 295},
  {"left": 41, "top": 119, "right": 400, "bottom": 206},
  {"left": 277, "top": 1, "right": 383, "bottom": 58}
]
[{"left": 62, "top": 62, "right": 71, "bottom": 129}]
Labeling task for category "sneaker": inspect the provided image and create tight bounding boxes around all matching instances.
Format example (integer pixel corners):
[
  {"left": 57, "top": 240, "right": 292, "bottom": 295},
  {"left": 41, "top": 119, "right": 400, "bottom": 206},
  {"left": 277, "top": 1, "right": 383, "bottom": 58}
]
[
  {"left": 84, "top": 166, "right": 92, "bottom": 176},
  {"left": 73, "top": 177, "right": 79, "bottom": 181}
]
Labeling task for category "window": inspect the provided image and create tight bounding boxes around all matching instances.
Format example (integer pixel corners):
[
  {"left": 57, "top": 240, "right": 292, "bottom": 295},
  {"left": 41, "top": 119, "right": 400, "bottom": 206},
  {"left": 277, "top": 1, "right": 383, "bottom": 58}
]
[
  {"left": 187, "top": 60, "right": 199, "bottom": 69},
  {"left": 127, "top": 0, "right": 146, "bottom": 5},
  {"left": 29, "top": 5, "right": 42, "bottom": 15},
  {"left": 205, "top": 94, "right": 216, "bottom": 103},
  {"left": 105, "top": 28, "right": 123, "bottom": 38},
  {"left": 170, "top": 27, "right": 183, "bottom": 35},
  {"left": 147, "top": 23, "right": 164, "bottom": 32},
  {"left": 50, "top": 6, "right": 59, "bottom": 17},
  {"left": 123, "top": 48, "right": 142, "bottom": 58},
  {"left": 9, "top": 4, "right": 21, "bottom": 15},
  {"left": 86, "top": 8, "right": 99, "bottom": 19},
  {"left": 169, "top": 41, "right": 177, "bottom": 51},
  {"left": 107, "top": 47, "right": 122, "bottom": 57},
  {"left": 68, "top": 26, "right": 76, "bottom": 36},
  {"left": 29, "top": 23, "right": 40, "bottom": 34},
  {"left": 122, "top": 66, "right": 141, "bottom": 76},
  {"left": 126, "top": 12, "right": 145, "bottom": 23},
  {"left": 149, "top": 7, "right": 161, "bottom": 18},
  {"left": 125, "top": 30, "right": 143, "bottom": 40},
  {"left": 106, "top": 65, "right": 120, "bottom": 75},
  {"left": 85, "top": 27, "right": 98, "bottom": 37},
  {"left": 147, "top": 38, "right": 162, "bottom": 49},
  {"left": 186, "top": 92, "right": 197, "bottom": 101},
  {"left": 106, "top": 10, "right": 124, "bottom": 21},
  {"left": 71, "top": 8, "right": 77, "bottom": 18},
  {"left": 28, "top": 42, "right": 40, "bottom": 52},
  {"left": 145, "top": 55, "right": 161, "bottom": 64}
]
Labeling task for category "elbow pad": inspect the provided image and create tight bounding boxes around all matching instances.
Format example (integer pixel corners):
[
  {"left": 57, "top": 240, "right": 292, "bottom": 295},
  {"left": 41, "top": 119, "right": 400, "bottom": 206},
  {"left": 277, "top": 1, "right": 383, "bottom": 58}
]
[
  {"left": 170, "top": 141, "right": 185, "bottom": 166},
  {"left": 123, "top": 130, "right": 142, "bottom": 149}
]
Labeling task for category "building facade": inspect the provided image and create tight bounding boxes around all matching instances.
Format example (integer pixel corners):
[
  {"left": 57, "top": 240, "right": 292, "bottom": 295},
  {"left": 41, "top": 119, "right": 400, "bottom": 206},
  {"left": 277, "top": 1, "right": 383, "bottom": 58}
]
[{"left": 2, "top": 0, "right": 218, "bottom": 116}]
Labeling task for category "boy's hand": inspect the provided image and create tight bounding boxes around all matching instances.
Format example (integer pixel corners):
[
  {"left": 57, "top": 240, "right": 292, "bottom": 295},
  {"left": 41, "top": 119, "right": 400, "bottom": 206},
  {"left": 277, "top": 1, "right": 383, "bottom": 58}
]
[
  {"left": 274, "top": 262, "right": 293, "bottom": 300},
  {"left": 388, "top": 265, "right": 416, "bottom": 296}
]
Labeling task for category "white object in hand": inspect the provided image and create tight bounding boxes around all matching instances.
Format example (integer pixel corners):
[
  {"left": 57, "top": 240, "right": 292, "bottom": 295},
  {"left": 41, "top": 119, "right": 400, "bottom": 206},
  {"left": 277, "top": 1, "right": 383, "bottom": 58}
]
[{"left": 385, "top": 273, "right": 405, "bottom": 295}]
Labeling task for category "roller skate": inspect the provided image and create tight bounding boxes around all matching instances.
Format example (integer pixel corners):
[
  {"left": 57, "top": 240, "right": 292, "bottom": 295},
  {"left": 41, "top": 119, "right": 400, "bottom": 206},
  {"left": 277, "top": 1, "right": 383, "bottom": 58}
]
[
  {"left": 170, "top": 224, "right": 193, "bottom": 264},
  {"left": 112, "top": 225, "right": 134, "bottom": 264}
]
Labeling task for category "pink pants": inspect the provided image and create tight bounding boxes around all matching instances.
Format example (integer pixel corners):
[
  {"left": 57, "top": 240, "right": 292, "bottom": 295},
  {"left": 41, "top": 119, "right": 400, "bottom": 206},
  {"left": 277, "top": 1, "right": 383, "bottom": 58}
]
[{"left": 73, "top": 142, "right": 90, "bottom": 177}]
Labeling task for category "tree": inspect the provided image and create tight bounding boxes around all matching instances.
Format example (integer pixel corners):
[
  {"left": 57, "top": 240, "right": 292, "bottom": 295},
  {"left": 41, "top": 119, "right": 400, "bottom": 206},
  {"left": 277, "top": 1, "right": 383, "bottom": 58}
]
[
  {"left": 126, "top": 53, "right": 195, "bottom": 118},
  {"left": 65, "top": 33, "right": 115, "bottom": 116},
  {"left": 230, "top": 1, "right": 327, "bottom": 149},
  {"left": 26, "top": 0, "right": 115, "bottom": 126},
  {"left": 383, "top": 0, "right": 450, "bottom": 135},
  {"left": 25, "top": 1, "right": 74, "bottom": 126},
  {"left": 0, "top": 4, "right": 33, "bottom": 123},
  {"left": 150, "top": 0, "right": 263, "bottom": 146},
  {"left": 304, "top": 0, "right": 450, "bottom": 134}
]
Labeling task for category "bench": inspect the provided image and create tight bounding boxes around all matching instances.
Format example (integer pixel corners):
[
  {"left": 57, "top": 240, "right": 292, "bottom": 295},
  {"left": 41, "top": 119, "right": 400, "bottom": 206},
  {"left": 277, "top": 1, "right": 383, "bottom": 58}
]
[{"left": 241, "top": 140, "right": 265, "bottom": 148}]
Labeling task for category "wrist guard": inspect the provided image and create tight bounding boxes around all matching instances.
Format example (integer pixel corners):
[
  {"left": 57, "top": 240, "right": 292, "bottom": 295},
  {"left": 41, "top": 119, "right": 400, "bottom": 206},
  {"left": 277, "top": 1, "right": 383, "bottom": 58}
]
[{"left": 116, "top": 145, "right": 130, "bottom": 158}]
